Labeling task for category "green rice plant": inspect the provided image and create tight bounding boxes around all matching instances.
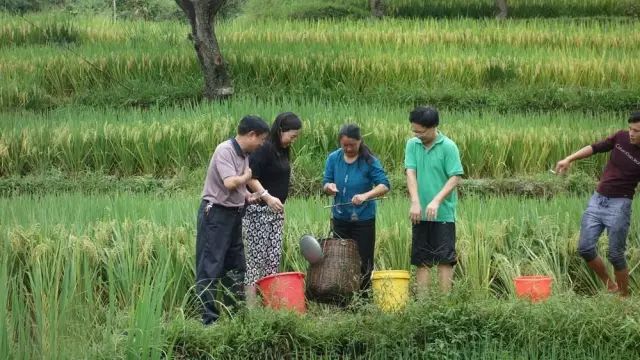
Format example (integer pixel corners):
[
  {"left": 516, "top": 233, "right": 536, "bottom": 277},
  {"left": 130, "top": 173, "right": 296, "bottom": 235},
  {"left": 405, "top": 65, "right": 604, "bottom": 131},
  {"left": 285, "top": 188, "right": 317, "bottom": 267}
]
[
  {"left": 26, "top": 242, "right": 74, "bottom": 357},
  {"left": 375, "top": 220, "right": 412, "bottom": 271},
  {"left": 0, "top": 241, "right": 9, "bottom": 359},
  {"left": 244, "top": 0, "right": 640, "bottom": 19},
  {"left": 1, "top": 193, "right": 638, "bottom": 308},
  {"left": 1, "top": 226, "right": 103, "bottom": 359},
  {"left": 0, "top": 101, "right": 623, "bottom": 179},
  {"left": 2, "top": 192, "right": 640, "bottom": 356},
  {"left": 455, "top": 219, "right": 504, "bottom": 295},
  {"left": 2, "top": 15, "right": 639, "bottom": 110},
  {"left": 165, "top": 294, "right": 640, "bottom": 358},
  {"left": 123, "top": 256, "right": 171, "bottom": 360},
  {"left": 1, "top": 217, "right": 196, "bottom": 357}
]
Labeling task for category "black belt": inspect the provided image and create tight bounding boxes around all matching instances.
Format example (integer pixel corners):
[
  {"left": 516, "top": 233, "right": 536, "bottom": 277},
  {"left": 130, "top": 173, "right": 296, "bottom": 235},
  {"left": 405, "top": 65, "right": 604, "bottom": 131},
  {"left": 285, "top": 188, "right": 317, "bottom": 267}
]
[{"left": 203, "top": 200, "right": 245, "bottom": 213}]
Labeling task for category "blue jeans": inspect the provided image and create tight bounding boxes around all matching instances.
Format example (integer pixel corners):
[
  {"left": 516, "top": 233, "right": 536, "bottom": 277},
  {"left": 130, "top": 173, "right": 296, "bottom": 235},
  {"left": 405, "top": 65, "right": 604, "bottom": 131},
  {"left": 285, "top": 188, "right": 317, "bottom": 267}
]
[{"left": 578, "top": 192, "right": 632, "bottom": 271}]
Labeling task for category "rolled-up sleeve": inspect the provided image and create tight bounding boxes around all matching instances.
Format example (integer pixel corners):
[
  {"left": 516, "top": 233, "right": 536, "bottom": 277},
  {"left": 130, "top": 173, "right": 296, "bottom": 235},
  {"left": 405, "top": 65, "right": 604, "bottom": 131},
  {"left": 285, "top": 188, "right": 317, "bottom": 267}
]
[{"left": 370, "top": 158, "right": 391, "bottom": 189}]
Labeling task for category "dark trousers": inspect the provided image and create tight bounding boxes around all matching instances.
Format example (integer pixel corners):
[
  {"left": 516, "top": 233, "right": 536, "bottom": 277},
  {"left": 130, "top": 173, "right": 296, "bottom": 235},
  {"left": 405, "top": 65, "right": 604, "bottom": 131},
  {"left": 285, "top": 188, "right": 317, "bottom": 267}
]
[
  {"left": 195, "top": 200, "right": 246, "bottom": 325},
  {"left": 332, "top": 218, "right": 376, "bottom": 292}
]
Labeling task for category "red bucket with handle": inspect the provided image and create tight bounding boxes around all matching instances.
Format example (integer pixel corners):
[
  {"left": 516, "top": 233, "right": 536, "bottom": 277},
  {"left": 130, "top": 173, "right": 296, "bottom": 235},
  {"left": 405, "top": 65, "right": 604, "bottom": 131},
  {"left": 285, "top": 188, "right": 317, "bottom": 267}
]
[
  {"left": 514, "top": 275, "right": 553, "bottom": 302},
  {"left": 256, "top": 272, "right": 306, "bottom": 313}
]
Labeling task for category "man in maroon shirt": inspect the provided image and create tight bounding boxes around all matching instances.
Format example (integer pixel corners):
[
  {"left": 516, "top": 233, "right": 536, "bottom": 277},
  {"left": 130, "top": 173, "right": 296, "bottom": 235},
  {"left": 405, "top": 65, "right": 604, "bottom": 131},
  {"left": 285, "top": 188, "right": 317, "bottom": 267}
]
[{"left": 556, "top": 111, "right": 640, "bottom": 296}]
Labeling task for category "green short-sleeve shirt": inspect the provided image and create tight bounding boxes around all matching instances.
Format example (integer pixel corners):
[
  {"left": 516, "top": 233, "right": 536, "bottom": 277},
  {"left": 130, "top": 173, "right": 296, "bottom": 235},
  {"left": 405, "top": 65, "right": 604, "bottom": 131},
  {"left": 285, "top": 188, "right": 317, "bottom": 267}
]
[{"left": 404, "top": 132, "right": 464, "bottom": 222}]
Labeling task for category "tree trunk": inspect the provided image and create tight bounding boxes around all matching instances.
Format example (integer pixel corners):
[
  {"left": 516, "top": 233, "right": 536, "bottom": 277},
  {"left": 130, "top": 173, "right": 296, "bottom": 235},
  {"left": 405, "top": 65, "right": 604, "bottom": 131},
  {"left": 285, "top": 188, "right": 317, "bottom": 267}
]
[
  {"left": 370, "top": 0, "right": 384, "bottom": 19},
  {"left": 496, "top": 0, "right": 508, "bottom": 19},
  {"left": 176, "top": 0, "right": 233, "bottom": 100}
]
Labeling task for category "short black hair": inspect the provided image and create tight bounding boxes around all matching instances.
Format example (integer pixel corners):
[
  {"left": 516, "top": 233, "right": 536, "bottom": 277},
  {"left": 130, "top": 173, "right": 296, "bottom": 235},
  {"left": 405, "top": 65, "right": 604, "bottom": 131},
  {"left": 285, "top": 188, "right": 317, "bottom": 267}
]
[
  {"left": 409, "top": 106, "right": 439, "bottom": 128},
  {"left": 629, "top": 111, "right": 640, "bottom": 124},
  {"left": 238, "top": 115, "right": 269, "bottom": 135}
]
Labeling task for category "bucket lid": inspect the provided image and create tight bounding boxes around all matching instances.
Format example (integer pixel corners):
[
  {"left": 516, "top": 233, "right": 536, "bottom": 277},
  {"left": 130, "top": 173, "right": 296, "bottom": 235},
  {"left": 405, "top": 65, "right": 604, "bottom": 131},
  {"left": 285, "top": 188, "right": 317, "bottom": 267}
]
[{"left": 371, "top": 270, "right": 410, "bottom": 280}]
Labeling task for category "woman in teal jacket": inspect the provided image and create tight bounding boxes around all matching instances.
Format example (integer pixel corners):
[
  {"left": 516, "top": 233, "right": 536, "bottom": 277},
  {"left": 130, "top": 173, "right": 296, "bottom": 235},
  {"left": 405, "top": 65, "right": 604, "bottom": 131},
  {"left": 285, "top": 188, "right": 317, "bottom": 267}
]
[{"left": 323, "top": 124, "right": 390, "bottom": 293}]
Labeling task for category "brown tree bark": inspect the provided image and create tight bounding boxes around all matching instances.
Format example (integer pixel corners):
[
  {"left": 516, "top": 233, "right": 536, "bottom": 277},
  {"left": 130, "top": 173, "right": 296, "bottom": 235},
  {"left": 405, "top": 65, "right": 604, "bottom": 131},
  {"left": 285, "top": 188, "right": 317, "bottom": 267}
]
[
  {"left": 370, "top": 0, "right": 384, "bottom": 19},
  {"left": 176, "top": 0, "right": 233, "bottom": 100},
  {"left": 496, "top": 0, "right": 508, "bottom": 19}
]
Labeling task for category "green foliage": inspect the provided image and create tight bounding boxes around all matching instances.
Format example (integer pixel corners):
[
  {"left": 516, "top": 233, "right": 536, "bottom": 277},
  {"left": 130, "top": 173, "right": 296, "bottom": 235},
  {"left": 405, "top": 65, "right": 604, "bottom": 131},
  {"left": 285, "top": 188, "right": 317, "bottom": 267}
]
[
  {"left": 2, "top": 0, "right": 44, "bottom": 13},
  {"left": 2, "top": 193, "right": 640, "bottom": 357},
  {"left": 242, "top": 0, "right": 640, "bottom": 19},
  {"left": 0, "top": 248, "right": 8, "bottom": 359},
  {"left": 2, "top": 4, "right": 639, "bottom": 359},
  {"left": 2, "top": 194, "right": 640, "bottom": 291},
  {"left": 0, "top": 101, "right": 622, "bottom": 180},
  {"left": 243, "top": 0, "right": 369, "bottom": 20},
  {"left": 112, "top": 0, "right": 181, "bottom": 21},
  {"left": 2, "top": 15, "right": 639, "bottom": 112},
  {"left": 5, "top": 0, "right": 640, "bottom": 18}
]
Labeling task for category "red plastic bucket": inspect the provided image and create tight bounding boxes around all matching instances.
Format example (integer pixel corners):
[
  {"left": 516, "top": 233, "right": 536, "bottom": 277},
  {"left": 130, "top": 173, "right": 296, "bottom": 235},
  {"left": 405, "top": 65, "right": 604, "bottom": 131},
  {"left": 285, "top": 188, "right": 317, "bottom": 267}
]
[
  {"left": 514, "top": 275, "right": 553, "bottom": 302},
  {"left": 256, "top": 272, "right": 306, "bottom": 313}
]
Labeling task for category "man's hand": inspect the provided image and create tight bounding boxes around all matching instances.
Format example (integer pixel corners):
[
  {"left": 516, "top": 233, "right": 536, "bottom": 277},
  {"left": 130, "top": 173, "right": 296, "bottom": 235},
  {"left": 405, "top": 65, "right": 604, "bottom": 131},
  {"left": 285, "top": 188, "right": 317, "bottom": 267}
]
[
  {"left": 410, "top": 201, "right": 421, "bottom": 225},
  {"left": 555, "top": 159, "right": 571, "bottom": 175},
  {"left": 246, "top": 192, "right": 261, "bottom": 204},
  {"left": 324, "top": 183, "right": 338, "bottom": 195},
  {"left": 351, "top": 194, "right": 368, "bottom": 206},
  {"left": 265, "top": 195, "right": 284, "bottom": 213},
  {"left": 242, "top": 167, "right": 253, "bottom": 182},
  {"left": 425, "top": 199, "right": 440, "bottom": 221}
]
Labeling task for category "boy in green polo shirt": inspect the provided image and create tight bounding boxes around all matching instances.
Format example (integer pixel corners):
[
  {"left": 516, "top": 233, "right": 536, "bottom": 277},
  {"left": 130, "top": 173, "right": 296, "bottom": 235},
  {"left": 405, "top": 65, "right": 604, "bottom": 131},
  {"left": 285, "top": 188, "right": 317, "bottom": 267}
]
[{"left": 404, "top": 106, "right": 464, "bottom": 295}]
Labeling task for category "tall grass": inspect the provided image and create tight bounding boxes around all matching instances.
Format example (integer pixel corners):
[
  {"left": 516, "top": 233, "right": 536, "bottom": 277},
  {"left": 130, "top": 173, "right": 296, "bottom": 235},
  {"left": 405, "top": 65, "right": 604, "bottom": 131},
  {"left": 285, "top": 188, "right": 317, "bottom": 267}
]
[
  {"left": 0, "top": 245, "right": 8, "bottom": 359},
  {"left": 2, "top": 15, "right": 639, "bottom": 110},
  {"left": 166, "top": 295, "right": 640, "bottom": 358},
  {"left": 5, "top": 14, "right": 640, "bottom": 49},
  {"left": 2, "top": 193, "right": 640, "bottom": 357},
  {"left": 243, "top": 0, "right": 640, "bottom": 19},
  {"left": 2, "top": 193, "right": 639, "bottom": 295},
  {"left": 0, "top": 101, "right": 623, "bottom": 179},
  {"left": 2, "top": 220, "right": 192, "bottom": 358}
]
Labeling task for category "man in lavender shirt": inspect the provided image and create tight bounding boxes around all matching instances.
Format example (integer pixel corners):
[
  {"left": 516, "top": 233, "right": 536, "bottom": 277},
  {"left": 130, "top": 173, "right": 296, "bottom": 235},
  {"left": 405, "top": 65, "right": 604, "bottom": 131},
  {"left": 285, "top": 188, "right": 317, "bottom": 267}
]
[
  {"left": 556, "top": 111, "right": 640, "bottom": 296},
  {"left": 196, "top": 115, "right": 269, "bottom": 325}
]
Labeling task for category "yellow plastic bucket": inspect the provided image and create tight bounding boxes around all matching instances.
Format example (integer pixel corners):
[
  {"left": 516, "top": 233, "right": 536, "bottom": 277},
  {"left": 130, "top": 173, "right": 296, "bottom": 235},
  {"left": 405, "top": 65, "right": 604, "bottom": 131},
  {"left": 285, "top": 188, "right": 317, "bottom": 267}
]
[{"left": 371, "top": 270, "right": 410, "bottom": 312}]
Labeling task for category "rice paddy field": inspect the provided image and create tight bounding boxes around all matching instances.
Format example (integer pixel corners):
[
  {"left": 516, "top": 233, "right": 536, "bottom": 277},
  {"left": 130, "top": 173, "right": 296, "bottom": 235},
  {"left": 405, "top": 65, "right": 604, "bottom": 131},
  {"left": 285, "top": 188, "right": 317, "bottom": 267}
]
[
  {"left": 2, "top": 13, "right": 640, "bottom": 111},
  {"left": 2, "top": 2, "right": 640, "bottom": 358}
]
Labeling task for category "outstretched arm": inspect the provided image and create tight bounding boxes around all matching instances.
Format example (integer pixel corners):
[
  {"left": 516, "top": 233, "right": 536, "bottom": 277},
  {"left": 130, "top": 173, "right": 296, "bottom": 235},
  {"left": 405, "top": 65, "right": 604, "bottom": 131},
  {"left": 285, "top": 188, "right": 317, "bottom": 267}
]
[{"left": 555, "top": 145, "right": 593, "bottom": 175}]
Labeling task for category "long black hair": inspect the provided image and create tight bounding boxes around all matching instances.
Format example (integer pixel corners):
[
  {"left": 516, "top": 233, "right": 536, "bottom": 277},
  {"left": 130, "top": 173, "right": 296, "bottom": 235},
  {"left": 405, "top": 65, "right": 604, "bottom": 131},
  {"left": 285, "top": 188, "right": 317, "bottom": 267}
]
[
  {"left": 269, "top": 112, "right": 302, "bottom": 157},
  {"left": 338, "top": 124, "right": 374, "bottom": 164}
]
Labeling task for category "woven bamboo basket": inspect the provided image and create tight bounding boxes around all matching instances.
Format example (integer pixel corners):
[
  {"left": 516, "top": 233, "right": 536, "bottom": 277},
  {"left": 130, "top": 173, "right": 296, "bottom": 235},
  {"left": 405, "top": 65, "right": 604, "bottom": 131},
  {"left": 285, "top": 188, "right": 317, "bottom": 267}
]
[{"left": 306, "top": 238, "right": 361, "bottom": 304}]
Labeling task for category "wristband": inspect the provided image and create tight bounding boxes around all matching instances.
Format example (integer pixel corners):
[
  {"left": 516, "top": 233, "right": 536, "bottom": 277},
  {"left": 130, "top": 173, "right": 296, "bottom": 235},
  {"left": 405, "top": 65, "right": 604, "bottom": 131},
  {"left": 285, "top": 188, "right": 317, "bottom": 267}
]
[{"left": 259, "top": 189, "right": 269, "bottom": 198}]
